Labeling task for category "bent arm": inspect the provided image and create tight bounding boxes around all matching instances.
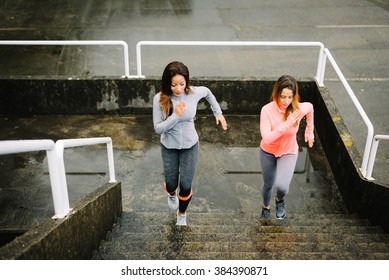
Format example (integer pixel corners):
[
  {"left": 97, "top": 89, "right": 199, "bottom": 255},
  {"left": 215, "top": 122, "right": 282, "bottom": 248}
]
[
  {"left": 153, "top": 95, "right": 179, "bottom": 135},
  {"left": 260, "top": 107, "right": 296, "bottom": 145},
  {"left": 303, "top": 103, "right": 315, "bottom": 143}
]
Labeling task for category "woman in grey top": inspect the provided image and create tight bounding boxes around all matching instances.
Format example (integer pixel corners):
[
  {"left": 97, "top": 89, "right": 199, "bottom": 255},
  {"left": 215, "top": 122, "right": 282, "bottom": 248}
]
[{"left": 153, "top": 61, "right": 228, "bottom": 226}]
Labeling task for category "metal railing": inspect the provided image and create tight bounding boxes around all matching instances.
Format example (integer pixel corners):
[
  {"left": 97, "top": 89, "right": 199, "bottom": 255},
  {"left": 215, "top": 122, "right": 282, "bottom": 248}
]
[
  {"left": 0, "top": 40, "right": 130, "bottom": 77},
  {"left": 366, "top": 135, "right": 389, "bottom": 180},
  {"left": 0, "top": 139, "right": 65, "bottom": 218},
  {"left": 320, "top": 48, "right": 375, "bottom": 178},
  {"left": 134, "top": 40, "right": 387, "bottom": 180},
  {"left": 135, "top": 40, "right": 325, "bottom": 79},
  {"left": 0, "top": 137, "right": 116, "bottom": 219},
  {"left": 0, "top": 39, "right": 387, "bottom": 180}
]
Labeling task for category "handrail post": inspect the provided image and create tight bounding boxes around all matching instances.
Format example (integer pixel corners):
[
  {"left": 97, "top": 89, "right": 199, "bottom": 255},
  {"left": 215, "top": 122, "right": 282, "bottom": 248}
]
[
  {"left": 46, "top": 146, "right": 70, "bottom": 219},
  {"left": 366, "top": 135, "right": 389, "bottom": 180},
  {"left": 316, "top": 46, "right": 326, "bottom": 87},
  {"left": 106, "top": 139, "right": 117, "bottom": 183},
  {"left": 366, "top": 137, "right": 379, "bottom": 180},
  {"left": 53, "top": 140, "right": 71, "bottom": 219},
  {"left": 361, "top": 132, "right": 374, "bottom": 177},
  {"left": 136, "top": 41, "right": 144, "bottom": 77},
  {"left": 120, "top": 41, "right": 130, "bottom": 77}
]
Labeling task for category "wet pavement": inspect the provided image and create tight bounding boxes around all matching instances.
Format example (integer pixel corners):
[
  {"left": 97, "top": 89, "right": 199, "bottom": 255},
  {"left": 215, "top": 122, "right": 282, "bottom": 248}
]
[{"left": 0, "top": 115, "right": 346, "bottom": 236}]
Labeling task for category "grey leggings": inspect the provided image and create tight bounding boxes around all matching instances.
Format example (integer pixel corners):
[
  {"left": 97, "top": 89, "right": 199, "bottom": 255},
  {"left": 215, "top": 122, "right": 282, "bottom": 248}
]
[
  {"left": 161, "top": 142, "right": 198, "bottom": 213},
  {"left": 259, "top": 148, "right": 298, "bottom": 207}
]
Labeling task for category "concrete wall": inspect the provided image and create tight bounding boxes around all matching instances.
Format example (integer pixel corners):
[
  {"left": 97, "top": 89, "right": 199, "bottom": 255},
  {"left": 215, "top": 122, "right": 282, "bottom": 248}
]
[
  {"left": 0, "top": 182, "right": 122, "bottom": 260},
  {"left": 0, "top": 77, "right": 388, "bottom": 235},
  {"left": 0, "top": 77, "right": 313, "bottom": 115},
  {"left": 310, "top": 86, "right": 389, "bottom": 232}
]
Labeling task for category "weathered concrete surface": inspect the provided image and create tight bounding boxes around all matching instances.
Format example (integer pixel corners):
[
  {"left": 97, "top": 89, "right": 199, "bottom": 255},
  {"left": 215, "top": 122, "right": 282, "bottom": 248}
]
[
  {"left": 0, "top": 182, "right": 122, "bottom": 260},
  {"left": 0, "top": 0, "right": 387, "bottom": 184},
  {"left": 311, "top": 85, "right": 389, "bottom": 231},
  {"left": 0, "top": 77, "right": 313, "bottom": 115}
]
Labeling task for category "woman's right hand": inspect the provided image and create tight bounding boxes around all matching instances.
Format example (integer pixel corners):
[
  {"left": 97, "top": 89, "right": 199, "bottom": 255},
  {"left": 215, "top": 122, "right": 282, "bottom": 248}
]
[{"left": 175, "top": 101, "right": 186, "bottom": 117}]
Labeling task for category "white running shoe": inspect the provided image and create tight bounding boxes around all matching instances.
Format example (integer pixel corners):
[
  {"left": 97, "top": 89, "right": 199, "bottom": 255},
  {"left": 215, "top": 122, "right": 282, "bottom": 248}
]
[
  {"left": 167, "top": 192, "right": 179, "bottom": 210},
  {"left": 176, "top": 211, "right": 187, "bottom": 226}
]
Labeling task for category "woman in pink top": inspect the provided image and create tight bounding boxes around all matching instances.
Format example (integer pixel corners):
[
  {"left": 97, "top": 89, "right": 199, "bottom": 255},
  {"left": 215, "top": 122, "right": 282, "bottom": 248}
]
[{"left": 259, "top": 75, "right": 314, "bottom": 219}]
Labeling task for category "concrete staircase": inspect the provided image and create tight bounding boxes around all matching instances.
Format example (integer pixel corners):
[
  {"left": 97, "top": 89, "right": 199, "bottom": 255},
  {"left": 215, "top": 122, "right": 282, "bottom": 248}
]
[
  {"left": 92, "top": 138, "right": 389, "bottom": 260},
  {"left": 93, "top": 211, "right": 389, "bottom": 260}
]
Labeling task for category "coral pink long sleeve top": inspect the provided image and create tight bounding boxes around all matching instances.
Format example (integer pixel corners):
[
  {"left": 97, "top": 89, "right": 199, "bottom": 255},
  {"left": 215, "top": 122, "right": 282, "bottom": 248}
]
[{"left": 260, "top": 101, "right": 314, "bottom": 157}]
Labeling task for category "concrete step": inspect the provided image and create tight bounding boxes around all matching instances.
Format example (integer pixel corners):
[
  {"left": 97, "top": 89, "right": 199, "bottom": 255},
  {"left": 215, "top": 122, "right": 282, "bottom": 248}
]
[
  {"left": 93, "top": 211, "right": 389, "bottom": 260},
  {"left": 113, "top": 232, "right": 389, "bottom": 244},
  {"left": 95, "top": 250, "right": 389, "bottom": 260},
  {"left": 98, "top": 240, "right": 389, "bottom": 254},
  {"left": 120, "top": 212, "right": 374, "bottom": 227},
  {"left": 116, "top": 223, "right": 385, "bottom": 235}
]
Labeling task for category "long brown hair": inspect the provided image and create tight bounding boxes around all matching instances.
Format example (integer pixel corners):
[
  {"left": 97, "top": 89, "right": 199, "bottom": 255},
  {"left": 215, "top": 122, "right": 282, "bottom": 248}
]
[
  {"left": 160, "top": 61, "right": 191, "bottom": 117},
  {"left": 271, "top": 75, "right": 300, "bottom": 121}
]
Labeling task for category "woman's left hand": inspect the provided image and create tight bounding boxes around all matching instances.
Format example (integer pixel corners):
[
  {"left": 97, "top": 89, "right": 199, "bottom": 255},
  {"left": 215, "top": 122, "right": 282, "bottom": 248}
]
[
  {"left": 216, "top": 115, "right": 228, "bottom": 130},
  {"left": 306, "top": 137, "right": 314, "bottom": 148}
]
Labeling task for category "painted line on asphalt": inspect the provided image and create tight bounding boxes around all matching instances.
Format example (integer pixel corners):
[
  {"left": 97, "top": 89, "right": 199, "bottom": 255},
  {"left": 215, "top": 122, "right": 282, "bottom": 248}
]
[{"left": 316, "top": 25, "right": 389, "bottom": 28}]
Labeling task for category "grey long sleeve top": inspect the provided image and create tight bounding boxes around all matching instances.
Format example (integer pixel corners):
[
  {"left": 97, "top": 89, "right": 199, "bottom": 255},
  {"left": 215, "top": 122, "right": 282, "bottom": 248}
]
[{"left": 153, "top": 86, "right": 223, "bottom": 149}]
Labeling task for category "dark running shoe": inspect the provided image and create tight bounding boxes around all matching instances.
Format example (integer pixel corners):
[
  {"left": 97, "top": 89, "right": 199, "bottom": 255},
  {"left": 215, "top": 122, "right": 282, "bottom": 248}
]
[
  {"left": 275, "top": 199, "right": 286, "bottom": 219},
  {"left": 260, "top": 207, "right": 271, "bottom": 219}
]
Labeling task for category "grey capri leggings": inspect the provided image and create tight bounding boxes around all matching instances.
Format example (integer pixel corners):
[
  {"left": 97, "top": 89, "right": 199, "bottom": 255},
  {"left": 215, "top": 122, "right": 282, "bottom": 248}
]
[{"left": 259, "top": 148, "right": 298, "bottom": 207}]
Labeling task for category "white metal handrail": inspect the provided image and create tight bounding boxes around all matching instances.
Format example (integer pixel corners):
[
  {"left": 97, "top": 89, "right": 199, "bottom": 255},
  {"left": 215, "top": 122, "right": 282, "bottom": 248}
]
[
  {"left": 0, "top": 40, "right": 130, "bottom": 77},
  {"left": 320, "top": 48, "right": 374, "bottom": 178},
  {"left": 0, "top": 40, "right": 385, "bottom": 180},
  {"left": 0, "top": 137, "right": 116, "bottom": 219},
  {"left": 55, "top": 137, "right": 116, "bottom": 217},
  {"left": 56, "top": 136, "right": 116, "bottom": 183},
  {"left": 135, "top": 40, "right": 325, "bottom": 79},
  {"left": 0, "top": 139, "right": 54, "bottom": 154},
  {"left": 0, "top": 139, "right": 67, "bottom": 218},
  {"left": 366, "top": 135, "right": 389, "bottom": 180},
  {"left": 134, "top": 40, "right": 383, "bottom": 179}
]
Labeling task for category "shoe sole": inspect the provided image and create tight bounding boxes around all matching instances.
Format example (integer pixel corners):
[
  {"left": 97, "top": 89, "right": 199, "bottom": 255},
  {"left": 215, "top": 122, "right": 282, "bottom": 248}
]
[{"left": 275, "top": 213, "right": 286, "bottom": 219}]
